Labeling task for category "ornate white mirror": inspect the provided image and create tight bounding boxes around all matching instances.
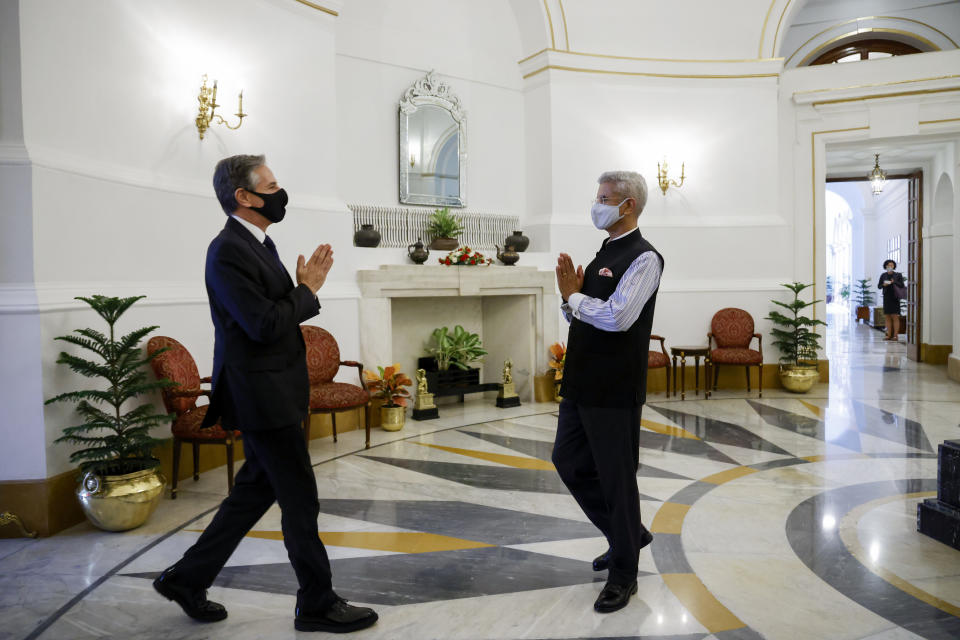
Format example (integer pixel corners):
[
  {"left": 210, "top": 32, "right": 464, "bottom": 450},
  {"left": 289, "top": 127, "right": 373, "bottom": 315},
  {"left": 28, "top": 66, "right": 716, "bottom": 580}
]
[{"left": 399, "top": 70, "right": 466, "bottom": 207}]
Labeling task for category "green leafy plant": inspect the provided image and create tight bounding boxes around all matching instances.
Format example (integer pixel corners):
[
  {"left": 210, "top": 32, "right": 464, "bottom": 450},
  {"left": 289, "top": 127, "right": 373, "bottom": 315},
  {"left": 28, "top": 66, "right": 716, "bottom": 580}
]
[
  {"left": 839, "top": 283, "right": 851, "bottom": 301},
  {"left": 766, "top": 283, "right": 827, "bottom": 367},
  {"left": 854, "top": 278, "right": 875, "bottom": 307},
  {"left": 45, "top": 295, "right": 172, "bottom": 475},
  {"left": 363, "top": 364, "right": 413, "bottom": 407},
  {"left": 426, "top": 207, "right": 464, "bottom": 239},
  {"left": 428, "top": 325, "right": 487, "bottom": 371}
]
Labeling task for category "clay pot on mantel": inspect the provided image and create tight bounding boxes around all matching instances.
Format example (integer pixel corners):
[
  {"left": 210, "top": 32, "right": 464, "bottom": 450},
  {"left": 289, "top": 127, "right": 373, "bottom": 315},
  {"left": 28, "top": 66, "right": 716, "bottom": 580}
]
[
  {"left": 506, "top": 230, "right": 530, "bottom": 252},
  {"left": 429, "top": 236, "right": 459, "bottom": 251},
  {"left": 354, "top": 224, "right": 381, "bottom": 248},
  {"left": 407, "top": 238, "right": 430, "bottom": 264}
]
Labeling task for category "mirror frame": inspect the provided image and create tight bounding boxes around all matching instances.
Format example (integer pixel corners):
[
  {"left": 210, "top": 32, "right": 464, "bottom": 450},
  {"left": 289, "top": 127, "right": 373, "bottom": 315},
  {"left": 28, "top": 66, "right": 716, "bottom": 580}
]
[{"left": 399, "top": 70, "right": 466, "bottom": 207}]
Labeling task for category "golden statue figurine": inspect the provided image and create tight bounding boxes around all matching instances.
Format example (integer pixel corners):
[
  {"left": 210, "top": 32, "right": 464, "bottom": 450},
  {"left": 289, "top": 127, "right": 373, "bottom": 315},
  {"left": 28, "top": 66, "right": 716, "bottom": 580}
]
[
  {"left": 413, "top": 368, "right": 438, "bottom": 420},
  {"left": 416, "top": 368, "right": 429, "bottom": 395},
  {"left": 496, "top": 359, "right": 521, "bottom": 408}
]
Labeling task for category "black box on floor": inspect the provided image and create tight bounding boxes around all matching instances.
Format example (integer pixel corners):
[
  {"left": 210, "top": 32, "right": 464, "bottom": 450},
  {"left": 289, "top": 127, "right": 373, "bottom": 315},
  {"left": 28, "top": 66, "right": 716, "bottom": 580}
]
[
  {"left": 938, "top": 440, "right": 960, "bottom": 509},
  {"left": 917, "top": 498, "right": 960, "bottom": 551}
]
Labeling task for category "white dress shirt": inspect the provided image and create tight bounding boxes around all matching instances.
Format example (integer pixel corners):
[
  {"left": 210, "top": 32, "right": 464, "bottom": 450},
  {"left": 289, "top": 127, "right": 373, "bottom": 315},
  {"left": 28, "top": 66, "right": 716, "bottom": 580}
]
[
  {"left": 560, "top": 227, "right": 662, "bottom": 332},
  {"left": 230, "top": 214, "right": 266, "bottom": 243}
]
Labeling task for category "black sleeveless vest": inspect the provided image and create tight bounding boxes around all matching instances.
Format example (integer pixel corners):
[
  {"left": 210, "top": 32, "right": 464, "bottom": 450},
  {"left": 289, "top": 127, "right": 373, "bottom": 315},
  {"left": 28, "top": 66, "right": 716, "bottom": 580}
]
[{"left": 560, "top": 230, "right": 663, "bottom": 408}]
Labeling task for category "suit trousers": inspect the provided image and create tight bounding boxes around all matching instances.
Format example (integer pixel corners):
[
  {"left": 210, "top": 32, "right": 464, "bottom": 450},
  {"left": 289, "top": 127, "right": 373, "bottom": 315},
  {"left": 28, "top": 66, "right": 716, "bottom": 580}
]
[
  {"left": 172, "top": 423, "right": 336, "bottom": 611},
  {"left": 552, "top": 398, "right": 647, "bottom": 585}
]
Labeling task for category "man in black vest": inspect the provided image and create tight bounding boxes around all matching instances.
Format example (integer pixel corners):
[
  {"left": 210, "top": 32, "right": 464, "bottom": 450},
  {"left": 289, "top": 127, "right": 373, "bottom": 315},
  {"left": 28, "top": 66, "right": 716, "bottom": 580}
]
[
  {"left": 553, "top": 170, "right": 663, "bottom": 613},
  {"left": 153, "top": 154, "right": 378, "bottom": 634}
]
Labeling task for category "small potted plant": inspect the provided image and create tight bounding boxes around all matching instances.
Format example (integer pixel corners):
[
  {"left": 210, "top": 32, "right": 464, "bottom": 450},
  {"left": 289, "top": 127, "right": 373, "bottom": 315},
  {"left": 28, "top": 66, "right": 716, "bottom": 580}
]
[
  {"left": 766, "top": 282, "right": 826, "bottom": 393},
  {"left": 854, "top": 278, "right": 875, "bottom": 323},
  {"left": 427, "top": 207, "right": 464, "bottom": 251},
  {"left": 364, "top": 364, "right": 413, "bottom": 431},
  {"left": 418, "top": 325, "right": 486, "bottom": 397},
  {"left": 45, "top": 295, "right": 171, "bottom": 531},
  {"left": 839, "top": 282, "right": 851, "bottom": 304}
]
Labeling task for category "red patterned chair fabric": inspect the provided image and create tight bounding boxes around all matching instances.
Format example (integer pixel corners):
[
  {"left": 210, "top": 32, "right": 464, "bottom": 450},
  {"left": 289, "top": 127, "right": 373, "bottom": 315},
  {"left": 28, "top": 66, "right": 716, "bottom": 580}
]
[
  {"left": 301, "top": 326, "right": 372, "bottom": 448},
  {"left": 147, "top": 336, "right": 239, "bottom": 498},
  {"left": 707, "top": 308, "right": 763, "bottom": 396},
  {"left": 648, "top": 334, "right": 671, "bottom": 396}
]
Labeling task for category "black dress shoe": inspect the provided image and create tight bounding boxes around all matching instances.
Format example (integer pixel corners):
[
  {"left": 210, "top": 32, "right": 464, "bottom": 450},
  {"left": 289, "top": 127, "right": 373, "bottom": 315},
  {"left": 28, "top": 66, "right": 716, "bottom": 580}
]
[
  {"left": 592, "top": 530, "right": 654, "bottom": 572},
  {"left": 295, "top": 598, "right": 378, "bottom": 633},
  {"left": 153, "top": 568, "right": 227, "bottom": 622},
  {"left": 594, "top": 580, "right": 638, "bottom": 613}
]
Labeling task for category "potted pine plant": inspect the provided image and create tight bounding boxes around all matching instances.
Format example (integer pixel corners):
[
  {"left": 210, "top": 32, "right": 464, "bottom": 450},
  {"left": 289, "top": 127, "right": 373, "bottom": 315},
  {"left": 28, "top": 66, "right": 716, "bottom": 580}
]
[
  {"left": 854, "top": 278, "right": 875, "bottom": 323},
  {"left": 45, "top": 295, "right": 171, "bottom": 531},
  {"left": 426, "top": 207, "right": 464, "bottom": 251},
  {"left": 766, "top": 283, "right": 826, "bottom": 393},
  {"left": 364, "top": 364, "right": 413, "bottom": 431}
]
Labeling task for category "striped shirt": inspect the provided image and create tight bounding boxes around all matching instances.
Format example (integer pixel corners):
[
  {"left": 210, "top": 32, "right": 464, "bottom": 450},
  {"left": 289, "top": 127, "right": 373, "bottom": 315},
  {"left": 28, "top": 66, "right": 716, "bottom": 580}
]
[{"left": 560, "top": 229, "right": 662, "bottom": 332}]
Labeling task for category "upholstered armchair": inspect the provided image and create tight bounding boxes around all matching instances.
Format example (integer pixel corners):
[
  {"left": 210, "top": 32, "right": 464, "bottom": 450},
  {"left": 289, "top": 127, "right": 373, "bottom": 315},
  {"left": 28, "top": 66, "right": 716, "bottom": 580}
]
[
  {"left": 648, "top": 334, "right": 671, "bottom": 396},
  {"left": 301, "top": 326, "right": 372, "bottom": 449},
  {"left": 146, "top": 336, "right": 240, "bottom": 499},
  {"left": 707, "top": 308, "right": 763, "bottom": 397}
]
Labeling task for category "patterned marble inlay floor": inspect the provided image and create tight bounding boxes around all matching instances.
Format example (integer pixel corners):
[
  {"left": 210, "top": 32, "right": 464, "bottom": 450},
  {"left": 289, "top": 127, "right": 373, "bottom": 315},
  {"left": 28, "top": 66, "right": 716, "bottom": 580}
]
[{"left": 2, "top": 313, "right": 959, "bottom": 640}]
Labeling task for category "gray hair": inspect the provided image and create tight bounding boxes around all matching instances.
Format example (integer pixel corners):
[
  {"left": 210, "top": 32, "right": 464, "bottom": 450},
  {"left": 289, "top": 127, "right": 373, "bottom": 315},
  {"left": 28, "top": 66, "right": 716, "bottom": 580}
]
[
  {"left": 212, "top": 154, "right": 265, "bottom": 214},
  {"left": 598, "top": 170, "right": 648, "bottom": 214}
]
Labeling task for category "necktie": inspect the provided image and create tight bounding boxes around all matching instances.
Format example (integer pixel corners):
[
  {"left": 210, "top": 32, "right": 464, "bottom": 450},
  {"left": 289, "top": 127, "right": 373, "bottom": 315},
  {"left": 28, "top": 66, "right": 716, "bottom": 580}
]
[{"left": 262, "top": 236, "right": 285, "bottom": 271}]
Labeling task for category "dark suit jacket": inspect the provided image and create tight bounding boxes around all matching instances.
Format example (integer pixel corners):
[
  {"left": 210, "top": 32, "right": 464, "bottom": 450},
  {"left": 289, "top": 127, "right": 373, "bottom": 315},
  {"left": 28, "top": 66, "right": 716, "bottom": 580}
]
[{"left": 201, "top": 217, "right": 321, "bottom": 431}]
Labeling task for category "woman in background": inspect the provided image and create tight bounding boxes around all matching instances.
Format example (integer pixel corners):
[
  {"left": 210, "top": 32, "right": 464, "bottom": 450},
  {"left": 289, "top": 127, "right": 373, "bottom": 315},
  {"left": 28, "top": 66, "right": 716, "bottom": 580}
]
[{"left": 878, "top": 259, "right": 906, "bottom": 341}]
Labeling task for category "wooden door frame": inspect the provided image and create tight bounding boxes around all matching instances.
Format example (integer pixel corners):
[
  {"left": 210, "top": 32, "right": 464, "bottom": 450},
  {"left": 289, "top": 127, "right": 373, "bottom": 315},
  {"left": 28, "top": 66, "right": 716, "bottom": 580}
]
[{"left": 825, "top": 173, "right": 923, "bottom": 360}]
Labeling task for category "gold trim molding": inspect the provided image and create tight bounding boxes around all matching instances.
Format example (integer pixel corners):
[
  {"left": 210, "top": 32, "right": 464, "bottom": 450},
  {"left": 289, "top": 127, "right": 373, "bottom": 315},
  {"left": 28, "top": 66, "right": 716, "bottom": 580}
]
[
  {"left": 518, "top": 47, "right": 783, "bottom": 66},
  {"left": 758, "top": 0, "right": 779, "bottom": 58},
  {"left": 542, "top": 0, "right": 556, "bottom": 49},
  {"left": 813, "top": 86, "right": 960, "bottom": 107},
  {"left": 795, "top": 74, "right": 960, "bottom": 97},
  {"left": 523, "top": 64, "right": 780, "bottom": 81},
  {"left": 293, "top": 0, "right": 338, "bottom": 16},
  {"left": 558, "top": 0, "right": 570, "bottom": 51}
]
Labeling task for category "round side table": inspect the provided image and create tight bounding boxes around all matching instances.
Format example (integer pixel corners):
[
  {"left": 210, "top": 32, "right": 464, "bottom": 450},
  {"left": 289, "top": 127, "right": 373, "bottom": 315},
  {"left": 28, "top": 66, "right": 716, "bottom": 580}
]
[{"left": 670, "top": 345, "right": 712, "bottom": 400}]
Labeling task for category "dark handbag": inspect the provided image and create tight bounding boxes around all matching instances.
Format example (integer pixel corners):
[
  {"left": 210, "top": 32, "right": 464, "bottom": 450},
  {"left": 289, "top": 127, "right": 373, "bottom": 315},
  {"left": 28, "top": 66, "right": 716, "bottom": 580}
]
[{"left": 892, "top": 281, "right": 907, "bottom": 300}]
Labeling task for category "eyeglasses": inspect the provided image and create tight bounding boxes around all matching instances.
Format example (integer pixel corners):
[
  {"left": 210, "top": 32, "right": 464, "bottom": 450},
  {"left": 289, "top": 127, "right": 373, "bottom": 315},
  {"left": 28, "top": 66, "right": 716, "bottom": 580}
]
[{"left": 591, "top": 196, "right": 630, "bottom": 206}]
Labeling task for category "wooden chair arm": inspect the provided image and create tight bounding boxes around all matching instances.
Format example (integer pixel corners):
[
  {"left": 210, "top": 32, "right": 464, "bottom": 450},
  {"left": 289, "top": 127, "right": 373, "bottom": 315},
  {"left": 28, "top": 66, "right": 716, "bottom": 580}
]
[
  {"left": 168, "top": 388, "right": 211, "bottom": 399},
  {"left": 753, "top": 333, "right": 763, "bottom": 357},
  {"left": 341, "top": 361, "right": 367, "bottom": 390},
  {"left": 650, "top": 334, "right": 668, "bottom": 358},
  {"left": 200, "top": 376, "right": 212, "bottom": 384},
  {"left": 707, "top": 332, "right": 714, "bottom": 350}
]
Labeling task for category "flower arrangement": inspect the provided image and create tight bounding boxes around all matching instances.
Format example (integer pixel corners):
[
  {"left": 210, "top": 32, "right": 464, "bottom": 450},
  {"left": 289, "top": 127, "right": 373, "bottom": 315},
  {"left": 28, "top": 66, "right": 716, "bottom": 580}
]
[
  {"left": 548, "top": 342, "right": 566, "bottom": 381},
  {"left": 363, "top": 364, "right": 413, "bottom": 407},
  {"left": 439, "top": 246, "right": 493, "bottom": 266}
]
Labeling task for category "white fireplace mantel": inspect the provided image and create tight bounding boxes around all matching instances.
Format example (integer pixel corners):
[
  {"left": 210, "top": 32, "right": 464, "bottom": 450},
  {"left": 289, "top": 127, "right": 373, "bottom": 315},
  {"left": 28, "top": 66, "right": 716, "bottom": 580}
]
[{"left": 357, "top": 266, "right": 560, "bottom": 401}]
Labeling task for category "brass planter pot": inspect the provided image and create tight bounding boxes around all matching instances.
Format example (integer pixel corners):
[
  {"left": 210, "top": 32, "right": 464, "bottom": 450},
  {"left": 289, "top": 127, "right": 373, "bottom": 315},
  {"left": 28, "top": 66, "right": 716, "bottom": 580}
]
[
  {"left": 77, "top": 463, "right": 164, "bottom": 532},
  {"left": 779, "top": 364, "right": 819, "bottom": 393},
  {"left": 380, "top": 405, "right": 406, "bottom": 431}
]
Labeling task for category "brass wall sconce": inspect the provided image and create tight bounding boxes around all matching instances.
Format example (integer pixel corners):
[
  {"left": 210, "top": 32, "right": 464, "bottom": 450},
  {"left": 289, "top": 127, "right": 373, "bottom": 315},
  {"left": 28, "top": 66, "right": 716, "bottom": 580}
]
[
  {"left": 195, "top": 75, "right": 246, "bottom": 140},
  {"left": 657, "top": 159, "right": 686, "bottom": 195}
]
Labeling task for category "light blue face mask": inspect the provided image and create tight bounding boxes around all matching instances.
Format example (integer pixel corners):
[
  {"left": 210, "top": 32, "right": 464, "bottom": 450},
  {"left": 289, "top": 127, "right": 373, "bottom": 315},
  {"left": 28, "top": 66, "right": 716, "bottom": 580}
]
[{"left": 590, "top": 199, "right": 627, "bottom": 230}]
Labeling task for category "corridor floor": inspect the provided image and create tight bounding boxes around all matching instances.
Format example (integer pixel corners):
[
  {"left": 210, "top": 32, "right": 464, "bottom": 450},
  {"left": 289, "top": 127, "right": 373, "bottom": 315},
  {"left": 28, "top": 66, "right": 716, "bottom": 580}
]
[{"left": 3, "top": 312, "right": 959, "bottom": 639}]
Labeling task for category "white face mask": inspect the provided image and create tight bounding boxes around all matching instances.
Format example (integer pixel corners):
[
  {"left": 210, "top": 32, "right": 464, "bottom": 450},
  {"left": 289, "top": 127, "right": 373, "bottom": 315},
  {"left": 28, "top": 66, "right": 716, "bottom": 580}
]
[{"left": 590, "top": 199, "right": 627, "bottom": 230}]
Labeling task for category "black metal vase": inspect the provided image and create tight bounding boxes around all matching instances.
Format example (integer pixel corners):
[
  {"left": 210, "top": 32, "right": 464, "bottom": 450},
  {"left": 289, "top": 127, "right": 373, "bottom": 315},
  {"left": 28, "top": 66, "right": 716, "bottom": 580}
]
[
  {"left": 354, "top": 224, "right": 381, "bottom": 248},
  {"left": 506, "top": 230, "right": 529, "bottom": 252}
]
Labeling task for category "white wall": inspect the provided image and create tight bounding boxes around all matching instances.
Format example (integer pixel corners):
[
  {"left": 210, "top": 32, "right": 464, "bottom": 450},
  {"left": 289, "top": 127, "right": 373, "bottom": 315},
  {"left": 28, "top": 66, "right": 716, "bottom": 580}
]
[
  {"left": 5, "top": 0, "right": 960, "bottom": 483},
  {"left": 2, "top": 0, "right": 349, "bottom": 480}
]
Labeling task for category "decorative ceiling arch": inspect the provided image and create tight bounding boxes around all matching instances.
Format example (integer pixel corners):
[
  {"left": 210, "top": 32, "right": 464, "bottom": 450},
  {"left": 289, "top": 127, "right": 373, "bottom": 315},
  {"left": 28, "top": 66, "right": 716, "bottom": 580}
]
[{"left": 768, "top": 0, "right": 959, "bottom": 67}]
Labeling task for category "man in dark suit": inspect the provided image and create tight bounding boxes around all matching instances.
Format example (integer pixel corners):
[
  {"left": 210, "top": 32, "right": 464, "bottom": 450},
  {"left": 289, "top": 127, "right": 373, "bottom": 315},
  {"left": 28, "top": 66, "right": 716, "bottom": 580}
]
[
  {"left": 553, "top": 170, "right": 663, "bottom": 614},
  {"left": 153, "top": 154, "right": 378, "bottom": 634}
]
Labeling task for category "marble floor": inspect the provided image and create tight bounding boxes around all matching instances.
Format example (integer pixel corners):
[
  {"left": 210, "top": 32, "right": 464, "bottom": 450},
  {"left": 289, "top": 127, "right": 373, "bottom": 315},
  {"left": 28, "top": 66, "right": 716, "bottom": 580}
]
[{"left": 3, "top": 310, "right": 960, "bottom": 640}]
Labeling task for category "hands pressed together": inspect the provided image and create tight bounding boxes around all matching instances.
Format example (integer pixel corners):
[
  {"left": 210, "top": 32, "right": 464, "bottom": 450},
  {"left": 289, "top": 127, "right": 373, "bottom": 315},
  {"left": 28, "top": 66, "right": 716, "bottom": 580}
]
[
  {"left": 297, "top": 244, "right": 334, "bottom": 294},
  {"left": 555, "top": 253, "right": 584, "bottom": 302}
]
